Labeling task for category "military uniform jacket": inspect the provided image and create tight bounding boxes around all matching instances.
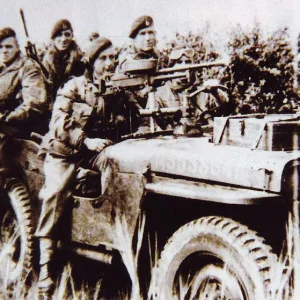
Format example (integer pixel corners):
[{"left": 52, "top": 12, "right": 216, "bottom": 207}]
[
  {"left": 156, "top": 81, "right": 230, "bottom": 112},
  {"left": 118, "top": 44, "right": 159, "bottom": 69},
  {"left": 155, "top": 81, "right": 231, "bottom": 126},
  {"left": 42, "top": 42, "right": 84, "bottom": 97},
  {"left": 155, "top": 81, "right": 188, "bottom": 128},
  {"left": 41, "top": 75, "right": 108, "bottom": 157},
  {"left": 0, "top": 55, "right": 48, "bottom": 122},
  {"left": 155, "top": 81, "right": 183, "bottom": 108}
]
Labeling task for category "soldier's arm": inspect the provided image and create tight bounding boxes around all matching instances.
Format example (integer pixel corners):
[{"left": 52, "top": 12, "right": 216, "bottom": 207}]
[
  {"left": 41, "top": 53, "right": 55, "bottom": 89},
  {"left": 50, "top": 78, "right": 86, "bottom": 149},
  {"left": 195, "top": 79, "right": 229, "bottom": 112},
  {"left": 194, "top": 88, "right": 230, "bottom": 126},
  {"left": 6, "top": 60, "right": 48, "bottom": 122},
  {"left": 83, "top": 137, "right": 113, "bottom": 152},
  {"left": 210, "top": 88, "right": 229, "bottom": 107}
]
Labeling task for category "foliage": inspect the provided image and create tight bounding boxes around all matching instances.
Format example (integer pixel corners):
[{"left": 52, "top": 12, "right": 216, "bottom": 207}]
[
  {"left": 225, "top": 24, "right": 299, "bottom": 114},
  {"left": 160, "top": 23, "right": 300, "bottom": 115},
  {"left": 159, "top": 23, "right": 221, "bottom": 69}
]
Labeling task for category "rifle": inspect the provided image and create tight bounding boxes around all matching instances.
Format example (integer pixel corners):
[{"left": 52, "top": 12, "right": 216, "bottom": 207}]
[{"left": 20, "top": 9, "right": 49, "bottom": 77}]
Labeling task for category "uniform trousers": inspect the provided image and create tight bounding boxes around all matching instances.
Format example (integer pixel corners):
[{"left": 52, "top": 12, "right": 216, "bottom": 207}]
[{"left": 35, "top": 151, "right": 98, "bottom": 238}]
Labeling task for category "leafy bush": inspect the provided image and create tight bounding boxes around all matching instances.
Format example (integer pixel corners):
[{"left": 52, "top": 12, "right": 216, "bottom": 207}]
[
  {"left": 225, "top": 24, "right": 299, "bottom": 114},
  {"left": 160, "top": 23, "right": 300, "bottom": 115}
]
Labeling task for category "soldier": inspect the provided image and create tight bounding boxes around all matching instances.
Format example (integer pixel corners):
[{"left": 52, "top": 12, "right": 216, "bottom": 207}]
[
  {"left": 155, "top": 46, "right": 231, "bottom": 128},
  {"left": 119, "top": 15, "right": 159, "bottom": 63},
  {"left": 35, "top": 37, "right": 120, "bottom": 298},
  {"left": 0, "top": 27, "right": 48, "bottom": 187},
  {"left": 42, "top": 19, "right": 84, "bottom": 99},
  {"left": 118, "top": 15, "right": 160, "bottom": 133}
]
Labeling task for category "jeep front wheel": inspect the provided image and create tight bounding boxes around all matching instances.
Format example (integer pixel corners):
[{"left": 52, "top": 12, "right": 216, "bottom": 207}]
[
  {"left": 149, "top": 216, "right": 277, "bottom": 300},
  {"left": 0, "top": 181, "right": 34, "bottom": 285}
]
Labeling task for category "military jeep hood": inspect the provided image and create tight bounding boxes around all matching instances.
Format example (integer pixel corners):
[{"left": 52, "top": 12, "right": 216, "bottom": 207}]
[{"left": 102, "top": 136, "right": 300, "bottom": 193}]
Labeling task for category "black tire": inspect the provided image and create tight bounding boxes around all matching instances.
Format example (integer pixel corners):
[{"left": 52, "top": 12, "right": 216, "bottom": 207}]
[
  {"left": 0, "top": 181, "right": 34, "bottom": 285},
  {"left": 149, "top": 216, "right": 277, "bottom": 300}
]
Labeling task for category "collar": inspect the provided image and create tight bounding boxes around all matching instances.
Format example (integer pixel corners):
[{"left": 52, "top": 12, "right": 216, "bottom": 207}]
[
  {"left": 129, "top": 44, "right": 158, "bottom": 59},
  {"left": 0, "top": 54, "right": 25, "bottom": 75}
]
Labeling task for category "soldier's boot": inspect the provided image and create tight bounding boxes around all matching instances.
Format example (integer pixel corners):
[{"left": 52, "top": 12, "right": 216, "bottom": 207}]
[{"left": 37, "top": 238, "right": 56, "bottom": 300}]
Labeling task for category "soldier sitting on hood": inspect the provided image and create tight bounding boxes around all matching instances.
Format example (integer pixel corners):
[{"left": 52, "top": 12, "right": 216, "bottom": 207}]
[
  {"left": 35, "top": 37, "right": 122, "bottom": 299},
  {"left": 0, "top": 27, "right": 48, "bottom": 188},
  {"left": 42, "top": 19, "right": 84, "bottom": 101},
  {"left": 155, "top": 45, "right": 232, "bottom": 129}
]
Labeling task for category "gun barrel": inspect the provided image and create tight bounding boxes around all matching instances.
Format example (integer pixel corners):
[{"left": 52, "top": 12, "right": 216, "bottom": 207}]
[
  {"left": 157, "top": 61, "right": 227, "bottom": 74},
  {"left": 139, "top": 108, "right": 156, "bottom": 117},
  {"left": 152, "top": 72, "right": 187, "bottom": 82},
  {"left": 20, "top": 9, "right": 29, "bottom": 38},
  {"left": 139, "top": 107, "right": 180, "bottom": 117},
  {"left": 160, "top": 107, "right": 181, "bottom": 115}
]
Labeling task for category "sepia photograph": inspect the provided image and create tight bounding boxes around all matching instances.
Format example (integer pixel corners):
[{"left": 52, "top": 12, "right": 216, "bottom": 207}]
[{"left": 0, "top": 0, "right": 300, "bottom": 299}]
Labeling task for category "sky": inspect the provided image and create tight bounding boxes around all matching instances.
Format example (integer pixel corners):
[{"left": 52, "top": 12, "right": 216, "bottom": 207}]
[{"left": 1, "top": 0, "right": 300, "bottom": 51}]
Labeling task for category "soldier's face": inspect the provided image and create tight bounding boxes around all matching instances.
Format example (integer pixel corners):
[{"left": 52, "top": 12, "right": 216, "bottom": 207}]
[
  {"left": 172, "top": 55, "right": 193, "bottom": 88},
  {"left": 93, "top": 46, "right": 117, "bottom": 77},
  {"left": 0, "top": 37, "right": 19, "bottom": 65},
  {"left": 53, "top": 30, "right": 73, "bottom": 51},
  {"left": 134, "top": 26, "right": 156, "bottom": 52}
]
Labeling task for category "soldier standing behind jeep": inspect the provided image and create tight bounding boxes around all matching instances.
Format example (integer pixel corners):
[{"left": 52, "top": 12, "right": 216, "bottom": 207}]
[
  {"left": 118, "top": 15, "right": 160, "bottom": 133},
  {"left": 119, "top": 15, "right": 159, "bottom": 63},
  {"left": 42, "top": 19, "right": 84, "bottom": 101}
]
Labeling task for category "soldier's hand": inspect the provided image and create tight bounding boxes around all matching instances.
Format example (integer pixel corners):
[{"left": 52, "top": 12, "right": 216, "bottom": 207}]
[{"left": 83, "top": 138, "right": 114, "bottom": 152}]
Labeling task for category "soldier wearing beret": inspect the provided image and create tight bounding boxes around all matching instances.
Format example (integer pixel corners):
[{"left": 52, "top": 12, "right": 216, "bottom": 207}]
[
  {"left": 42, "top": 19, "right": 84, "bottom": 100},
  {"left": 118, "top": 16, "right": 160, "bottom": 133},
  {"left": 155, "top": 46, "right": 231, "bottom": 129},
  {"left": 0, "top": 27, "right": 48, "bottom": 187},
  {"left": 119, "top": 15, "right": 159, "bottom": 63},
  {"left": 35, "top": 37, "right": 123, "bottom": 298}
]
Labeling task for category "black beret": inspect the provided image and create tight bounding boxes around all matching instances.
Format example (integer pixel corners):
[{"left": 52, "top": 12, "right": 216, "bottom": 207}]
[
  {"left": 0, "top": 27, "right": 16, "bottom": 43},
  {"left": 129, "top": 15, "right": 154, "bottom": 39},
  {"left": 51, "top": 19, "right": 73, "bottom": 39},
  {"left": 86, "top": 37, "right": 112, "bottom": 65}
]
